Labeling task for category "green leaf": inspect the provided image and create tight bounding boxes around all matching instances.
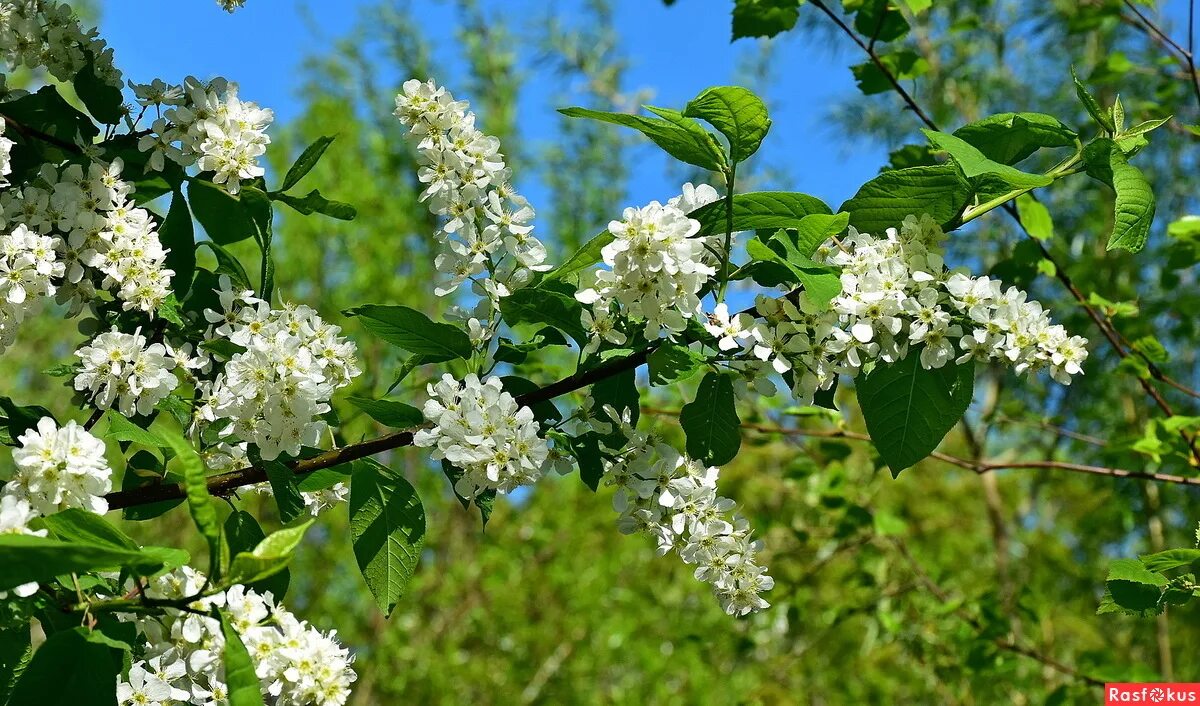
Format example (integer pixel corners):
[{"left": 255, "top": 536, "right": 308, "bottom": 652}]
[
  {"left": 647, "top": 342, "right": 706, "bottom": 386},
  {"left": 763, "top": 230, "right": 843, "bottom": 307},
  {"left": 952, "top": 112, "right": 1077, "bottom": 165},
  {"left": 856, "top": 351, "right": 975, "bottom": 476},
  {"left": 8, "top": 627, "right": 122, "bottom": 706},
  {"left": 543, "top": 230, "right": 616, "bottom": 281},
  {"left": 690, "top": 191, "right": 832, "bottom": 237},
  {"left": 226, "top": 519, "right": 313, "bottom": 587},
  {"left": 161, "top": 429, "right": 221, "bottom": 577},
  {"left": 223, "top": 511, "right": 288, "bottom": 599},
  {"left": 559, "top": 106, "right": 726, "bottom": 172},
  {"left": 590, "top": 367, "right": 641, "bottom": 430},
  {"left": 1107, "top": 148, "right": 1155, "bottom": 253},
  {"left": 263, "top": 460, "right": 305, "bottom": 524},
  {"left": 731, "top": 0, "right": 800, "bottom": 40},
  {"left": 347, "top": 397, "right": 425, "bottom": 428},
  {"left": 567, "top": 432, "right": 605, "bottom": 491},
  {"left": 680, "top": 372, "right": 741, "bottom": 466},
  {"left": 854, "top": 0, "right": 910, "bottom": 42},
  {"left": 104, "top": 411, "right": 166, "bottom": 449},
  {"left": 216, "top": 610, "right": 266, "bottom": 706},
  {"left": 1105, "top": 558, "right": 1167, "bottom": 614},
  {"left": 851, "top": 51, "right": 928, "bottom": 95},
  {"left": 121, "top": 451, "right": 185, "bottom": 521},
  {"left": 73, "top": 56, "right": 124, "bottom": 125},
  {"left": 188, "top": 179, "right": 258, "bottom": 245},
  {"left": 0, "top": 87, "right": 98, "bottom": 182},
  {"left": 41, "top": 509, "right": 138, "bottom": 551},
  {"left": 0, "top": 397, "right": 54, "bottom": 446},
  {"left": 296, "top": 466, "right": 351, "bottom": 493},
  {"left": 789, "top": 212, "right": 851, "bottom": 258},
  {"left": 1139, "top": 549, "right": 1200, "bottom": 573},
  {"left": 0, "top": 624, "right": 31, "bottom": 704},
  {"left": 1015, "top": 194, "right": 1054, "bottom": 240},
  {"left": 273, "top": 189, "right": 357, "bottom": 220},
  {"left": 498, "top": 376, "right": 562, "bottom": 426},
  {"left": 683, "top": 86, "right": 771, "bottom": 163},
  {"left": 839, "top": 164, "right": 972, "bottom": 234},
  {"left": 1072, "top": 66, "right": 1115, "bottom": 133},
  {"left": 0, "top": 535, "right": 168, "bottom": 592},
  {"left": 346, "top": 305, "right": 472, "bottom": 362},
  {"left": 499, "top": 286, "right": 587, "bottom": 346},
  {"left": 922, "top": 130, "right": 1052, "bottom": 189},
  {"left": 349, "top": 458, "right": 426, "bottom": 617},
  {"left": 197, "top": 241, "right": 253, "bottom": 292},
  {"left": 280, "top": 135, "right": 335, "bottom": 191}
]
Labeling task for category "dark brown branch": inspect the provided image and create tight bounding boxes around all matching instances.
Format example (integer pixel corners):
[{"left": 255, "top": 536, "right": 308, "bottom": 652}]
[{"left": 105, "top": 342, "right": 660, "bottom": 510}]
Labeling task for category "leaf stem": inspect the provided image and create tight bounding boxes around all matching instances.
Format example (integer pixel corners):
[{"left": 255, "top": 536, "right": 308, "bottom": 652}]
[{"left": 717, "top": 162, "right": 737, "bottom": 302}]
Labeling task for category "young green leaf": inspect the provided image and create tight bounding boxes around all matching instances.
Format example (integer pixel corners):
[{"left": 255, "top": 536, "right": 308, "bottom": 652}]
[
  {"left": 647, "top": 342, "right": 706, "bottom": 386},
  {"left": 680, "top": 372, "right": 741, "bottom": 466},
  {"left": 224, "top": 511, "right": 289, "bottom": 599},
  {"left": 1071, "top": 66, "right": 1115, "bottom": 133},
  {"left": 188, "top": 179, "right": 258, "bottom": 245},
  {"left": 1015, "top": 194, "right": 1055, "bottom": 240},
  {"left": 543, "top": 230, "right": 616, "bottom": 281},
  {"left": 226, "top": 519, "right": 314, "bottom": 586},
  {"left": 951, "top": 112, "right": 1077, "bottom": 165},
  {"left": 349, "top": 458, "right": 426, "bottom": 617},
  {"left": 1107, "top": 148, "right": 1156, "bottom": 253},
  {"left": 0, "top": 535, "right": 168, "bottom": 592},
  {"left": 856, "top": 351, "right": 975, "bottom": 476},
  {"left": 279, "top": 135, "right": 335, "bottom": 191},
  {"left": 216, "top": 610, "right": 266, "bottom": 706},
  {"left": 273, "top": 189, "right": 357, "bottom": 220},
  {"left": 922, "top": 129, "right": 1053, "bottom": 189},
  {"left": 104, "top": 411, "right": 166, "bottom": 449},
  {"left": 731, "top": 0, "right": 800, "bottom": 40},
  {"left": 559, "top": 106, "right": 727, "bottom": 172},
  {"left": 839, "top": 164, "right": 972, "bottom": 235},
  {"left": 346, "top": 305, "right": 472, "bottom": 362},
  {"left": 41, "top": 509, "right": 139, "bottom": 551},
  {"left": 161, "top": 429, "right": 221, "bottom": 576},
  {"left": 853, "top": 0, "right": 910, "bottom": 43},
  {"left": 690, "top": 191, "right": 832, "bottom": 237},
  {"left": 683, "top": 86, "right": 772, "bottom": 163}
]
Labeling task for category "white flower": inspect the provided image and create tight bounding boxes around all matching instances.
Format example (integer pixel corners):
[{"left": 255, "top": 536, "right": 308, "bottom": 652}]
[
  {"left": 74, "top": 328, "right": 179, "bottom": 417},
  {"left": 8, "top": 417, "right": 112, "bottom": 516},
  {"left": 705, "top": 303, "right": 754, "bottom": 351},
  {"left": 0, "top": 119, "right": 13, "bottom": 186},
  {"left": 413, "top": 373, "right": 549, "bottom": 499},
  {"left": 666, "top": 182, "right": 721, "bottom": 213},
  {"left": 116, "top": 661, "right": 175, "bottom": 706}
]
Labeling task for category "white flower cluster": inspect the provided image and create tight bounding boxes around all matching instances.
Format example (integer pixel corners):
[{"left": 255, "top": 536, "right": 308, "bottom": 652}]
[
  {"left": 712, "top": 214, "right": 1089, "bottom": 405},
  {"left": 413, "top": 373, "right": 549, "bottom": 500},
  {"left": 198, "top": 281, "right": 360, "bottom": 461},
  {"left": 0, "top": 119, "right": 12, "bottom": 185},
  {"left": 118, "top": 567, "right": 356, "bottom": 706},
  {"left": 0, "top": 222, "right": 62, "bottom": 353},
  {"left": 0, "top": 494, "right": 46, "bottom": 598},
  {"left": 3, "top": 416, "right": 112, "bottom": 516},
  {"left": 577, "top": 184, "right": 721, "bottom": 342},
  {"left": 393, "top": 78, "right": 549, "bottom": 299},
  {"left": 0, "top": 1, "right": 122, "bottom": 90},
  {"left": 598, "top": 413, "right": 772, "bottom": 616},
  {"left": 0, "top": 160, "right": 175, "bottom": 314},
  {"left": 73, "top": 327, "right": 179, "bottom": 417},
  {"left": 134, "top": 76, "right": 273, "bottom": 195}
]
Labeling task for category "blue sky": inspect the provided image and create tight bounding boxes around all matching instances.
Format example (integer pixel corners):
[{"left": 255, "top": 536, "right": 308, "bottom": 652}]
[{"left": 96, "top": 0, "right": 886, "bottom": 217}]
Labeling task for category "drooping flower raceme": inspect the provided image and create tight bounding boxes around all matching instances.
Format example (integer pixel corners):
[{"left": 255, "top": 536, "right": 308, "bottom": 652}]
[
  {"left": 0, "top": 222, "right": 64, "bottom": 353},
  {"left": 197, "top": 283, "right": 360, "bottom": 461},
  {"left": 0, "top": 494, "right": 47, "bottom": 598},
  {"left": 133, "top": 75, "right": 274, "bottom": 195},
  {"left": 73, "top": 327, "right": 180, "bottom": 417},
  {"left": 577, "top": 184, "right": 721, "bottom": 341},
  {"left": 0, "top": 159, "right": 175, "bottom": 314},
  {"left": 6, "top": 416, "right": 112, "bottom": 516},
  {"left": 413, "top": 374, "right": 550, "bottom": 499},
  {"left": 118, "top": 567, "right": 357, "bottom": 706},
  {"left": 0, "top": 1, "right": 123, "bottom": 91},
  {"left": 722, "top": 214, "right": 1089, "bottom": 406},
  {"left": 600, "top": 412, "right": 773, "bottom": 616},
  {"left": 393, "top": 79, "right": 550, "bottom": 299}
]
